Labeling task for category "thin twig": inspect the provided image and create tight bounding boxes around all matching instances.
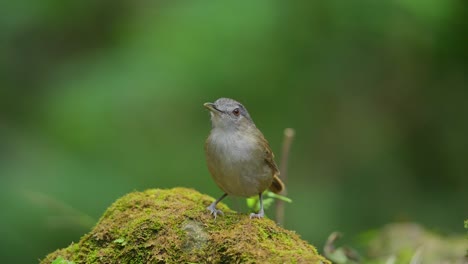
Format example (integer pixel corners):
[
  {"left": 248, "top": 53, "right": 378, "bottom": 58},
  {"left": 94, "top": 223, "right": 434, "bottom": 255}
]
[
  {"left": 275, "top": 128, "right": 295, "bottom": 225},
  {"left": 23, "top": 190, "right": 95, "bottom": 229}
]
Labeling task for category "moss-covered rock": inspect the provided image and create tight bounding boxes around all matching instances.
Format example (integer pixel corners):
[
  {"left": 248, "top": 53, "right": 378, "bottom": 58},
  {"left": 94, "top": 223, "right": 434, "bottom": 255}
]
[
  {"left": 366, "top": 223, "right": 467, "bottom": 263},
  {"left": 41, "top": 188, "right": 329, "bottom": 264}
]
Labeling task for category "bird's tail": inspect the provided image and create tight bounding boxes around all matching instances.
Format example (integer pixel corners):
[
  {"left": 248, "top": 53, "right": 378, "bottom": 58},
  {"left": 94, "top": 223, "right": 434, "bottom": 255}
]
[{"left": 269, "top": 174, "right": 285, "bottom": 194}]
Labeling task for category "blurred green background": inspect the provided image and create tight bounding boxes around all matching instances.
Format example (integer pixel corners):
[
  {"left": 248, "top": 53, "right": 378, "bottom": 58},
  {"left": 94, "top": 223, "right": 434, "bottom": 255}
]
[{"left": 1, "top": 0, "right": 467, "bottom": 262}]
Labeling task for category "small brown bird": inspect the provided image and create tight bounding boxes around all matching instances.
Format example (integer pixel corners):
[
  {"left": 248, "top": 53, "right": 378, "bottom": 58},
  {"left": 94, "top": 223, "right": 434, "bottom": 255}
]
[{"left": 204, "top": 98, "right": 284, "bottom": 219}]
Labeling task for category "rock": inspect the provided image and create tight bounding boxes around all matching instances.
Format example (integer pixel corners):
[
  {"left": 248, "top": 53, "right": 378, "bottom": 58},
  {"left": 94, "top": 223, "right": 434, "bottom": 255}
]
[
  {"left": 41, "top": 188, "right": 329, "bottom": 264},
  {"left": 367, "top": 223, "right": 467, "bottom": 264}
]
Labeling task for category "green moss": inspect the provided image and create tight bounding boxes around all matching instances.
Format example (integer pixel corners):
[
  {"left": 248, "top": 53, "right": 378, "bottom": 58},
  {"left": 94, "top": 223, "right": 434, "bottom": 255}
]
[{"left": 41, "top": 188, "right": 329, "bottom": 264}]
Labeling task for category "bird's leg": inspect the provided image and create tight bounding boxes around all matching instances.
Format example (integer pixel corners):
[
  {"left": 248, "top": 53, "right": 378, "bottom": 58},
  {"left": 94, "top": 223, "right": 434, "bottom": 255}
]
[
  {"left": 249, "top": 193, "right": 265, "bottom": 219},
  {"left": 207, "top": 193, "right": 227, "bottom": 219}
]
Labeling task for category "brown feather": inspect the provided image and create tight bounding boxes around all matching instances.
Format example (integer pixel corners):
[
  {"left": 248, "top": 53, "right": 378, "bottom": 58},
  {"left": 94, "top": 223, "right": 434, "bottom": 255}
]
[
  {"left": 258, "top": 132, "right": 285, "bottom": 194},
  {"left": 269, "top": 174, "right": 285, "bottom": 194}
]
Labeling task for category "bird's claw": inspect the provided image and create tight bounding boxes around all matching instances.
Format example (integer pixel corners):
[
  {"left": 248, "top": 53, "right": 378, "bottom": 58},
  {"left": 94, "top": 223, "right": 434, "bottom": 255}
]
[
  {"left": 207, "top": 205, "right": 223, "bottom": 219},
  {"left": 249, "top": 210, "right": 265, "bottom": 219}
]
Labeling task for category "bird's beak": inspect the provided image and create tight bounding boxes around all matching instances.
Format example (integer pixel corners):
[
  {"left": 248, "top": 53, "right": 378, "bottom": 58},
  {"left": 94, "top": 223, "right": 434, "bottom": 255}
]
[{"left": 203, "top": 102, "right": 222, "bottom": 113}]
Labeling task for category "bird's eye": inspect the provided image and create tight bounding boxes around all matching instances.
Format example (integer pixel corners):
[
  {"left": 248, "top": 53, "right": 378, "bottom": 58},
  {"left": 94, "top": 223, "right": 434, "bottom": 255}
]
[{"left": 232, "top": 108, "right": 240, "bottom": 116}]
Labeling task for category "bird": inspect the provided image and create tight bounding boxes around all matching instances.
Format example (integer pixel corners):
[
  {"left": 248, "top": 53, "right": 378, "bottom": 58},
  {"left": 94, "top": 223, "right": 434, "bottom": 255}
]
[{"left": 203, "top": 98, "right": 284, "bottom": 219}]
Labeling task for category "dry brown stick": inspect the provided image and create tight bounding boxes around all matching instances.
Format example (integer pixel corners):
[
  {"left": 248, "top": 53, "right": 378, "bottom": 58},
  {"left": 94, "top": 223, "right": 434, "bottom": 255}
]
[{"left": 275, "top": 128, "right": 295, "bottom": 226}]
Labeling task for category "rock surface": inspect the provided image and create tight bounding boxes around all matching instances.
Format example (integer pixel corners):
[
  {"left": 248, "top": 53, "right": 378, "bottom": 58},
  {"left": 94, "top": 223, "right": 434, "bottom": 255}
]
[{"left": 41, "top": 188, "right": 329, "bottom": 264}]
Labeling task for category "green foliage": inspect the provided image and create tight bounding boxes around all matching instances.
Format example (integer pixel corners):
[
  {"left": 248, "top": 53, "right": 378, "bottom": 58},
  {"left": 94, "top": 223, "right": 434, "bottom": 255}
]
[
  {"left": 113, "top": 238, "right": 127, "bottom": 246},
  {"left": 246, "top": 191, "right": 292, "bottom": 212},
  {"left": 465, "top": 219, "right": 468, "bottom": 258},
  {"left": 51, "top": 256, "right": 75, "bottom": 264}
]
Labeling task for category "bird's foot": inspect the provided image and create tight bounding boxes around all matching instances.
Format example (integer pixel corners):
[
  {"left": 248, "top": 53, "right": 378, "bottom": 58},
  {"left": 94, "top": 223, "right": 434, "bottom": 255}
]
[
  {"left": 207, "top": 203, "right": 223, "bottom": 219},
  {"left": 249, "top": 209, "right": 265, "bottom": 219}
]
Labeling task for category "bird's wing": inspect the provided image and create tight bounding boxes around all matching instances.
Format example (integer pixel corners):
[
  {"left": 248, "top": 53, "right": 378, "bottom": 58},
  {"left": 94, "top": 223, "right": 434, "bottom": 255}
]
[
  {"left": 259, "top": 134, "right": 280, "bottom": 176},
  {"left": 260, "top": 135, "right": 285, "bottom": 193}
]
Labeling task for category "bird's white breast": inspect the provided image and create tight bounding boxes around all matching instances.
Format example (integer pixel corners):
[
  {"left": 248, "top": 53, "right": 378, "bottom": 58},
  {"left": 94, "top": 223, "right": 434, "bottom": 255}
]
[{"left": 205, "top": 129, "right": 273, "bottom": 197}]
